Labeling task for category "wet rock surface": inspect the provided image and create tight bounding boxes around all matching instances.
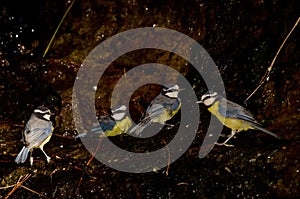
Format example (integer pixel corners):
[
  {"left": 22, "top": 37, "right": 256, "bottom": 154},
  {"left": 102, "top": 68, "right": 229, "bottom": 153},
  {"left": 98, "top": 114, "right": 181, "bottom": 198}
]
[{"left": 0, "top": 0, "right": 299, "bottom": 198}]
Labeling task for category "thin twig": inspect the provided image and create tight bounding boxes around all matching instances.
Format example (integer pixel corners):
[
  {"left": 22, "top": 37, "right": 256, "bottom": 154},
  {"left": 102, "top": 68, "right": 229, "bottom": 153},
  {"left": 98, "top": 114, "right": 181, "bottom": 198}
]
[
  {"left": 86, "top": 137, "right": 103, "bottom": 166},
  {"left": 2, "top": 175, "right": 50, "bottom": 198},
  {"left": 0, "top": 185, "right": 15, "bottom": 190},
  {"left": 20, "top": 185, "right": 50, "bottom": 199},
  {"left": 4, "top": 174, "right": 31, "bottom": 199},
  {"left": 42, "top": 0, "right": 75, "bottom": 58},
  {"left": 244, "top": 17, "right": 300, "bottom": 103},
  {"left": 161, "top": 139, "right": 171, "bottom": 176}
]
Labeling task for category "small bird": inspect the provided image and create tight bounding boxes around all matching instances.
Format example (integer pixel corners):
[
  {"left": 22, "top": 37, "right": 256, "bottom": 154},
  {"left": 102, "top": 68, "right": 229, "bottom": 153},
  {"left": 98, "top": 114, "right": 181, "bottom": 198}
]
[
  {"left": 128, "top": 84, "right": 183, "bottom": 136},
  {"left": 197, "top": 91, "right": 280, "bottom": 147},
  {"left": 76, "top": 105, "right": 132, "bottom": 138},
  {"left": 15, "top": 106, "right": 53, "bottom": 165}
]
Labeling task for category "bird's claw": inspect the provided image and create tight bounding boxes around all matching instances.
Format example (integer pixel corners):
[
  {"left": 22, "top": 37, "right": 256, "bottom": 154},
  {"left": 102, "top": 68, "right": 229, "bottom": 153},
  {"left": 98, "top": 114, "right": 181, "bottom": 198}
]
[
  {"left": 46, "top": 156, "right": 51, "bottom": 163},
  {"left": 215, "top": 142, "right": 234, "bottom": 147}
]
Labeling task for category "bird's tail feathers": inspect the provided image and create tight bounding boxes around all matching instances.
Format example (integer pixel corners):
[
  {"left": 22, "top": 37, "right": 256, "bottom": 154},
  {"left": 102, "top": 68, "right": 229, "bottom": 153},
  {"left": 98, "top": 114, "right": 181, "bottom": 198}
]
[
  {"left": 15, "top": 146, "right": 30, "bottom": 164},
  {"left": 252, "top": 124, "right": 280, "bottom": 139},
  {"left": 75, "top": 126, "right": 105, "bottom": 139}
]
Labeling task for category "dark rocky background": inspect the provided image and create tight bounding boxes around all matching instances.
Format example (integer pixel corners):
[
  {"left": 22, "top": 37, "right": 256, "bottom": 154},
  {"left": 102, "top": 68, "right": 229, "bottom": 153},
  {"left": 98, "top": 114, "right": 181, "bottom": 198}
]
[{"left": 0, "top": 0, "right": 299, "bottom": 198}]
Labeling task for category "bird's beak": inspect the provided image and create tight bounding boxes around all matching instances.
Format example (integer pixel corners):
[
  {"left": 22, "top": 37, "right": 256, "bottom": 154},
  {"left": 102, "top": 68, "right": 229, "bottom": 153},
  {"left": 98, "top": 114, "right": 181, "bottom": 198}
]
[{"left": 196, "top": 100, "right": 203, "bottom": 104}]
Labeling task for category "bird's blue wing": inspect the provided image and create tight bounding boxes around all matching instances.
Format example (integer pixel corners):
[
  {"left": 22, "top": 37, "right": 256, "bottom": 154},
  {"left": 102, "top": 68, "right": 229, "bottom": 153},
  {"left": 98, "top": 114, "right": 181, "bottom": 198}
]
[
  {"left": 142, "top": 98, "right": 180, "bottom": 121},
  {"left": 143, "top": 104, "right": 165, "bottom": 120},
  {"left": 165, "top": 99, "right": 180, "bottom": 111},
  {"left": 99, "top": 117, "right": 116, "bottom": 131},
  {"left": 218, "top": 99, "right": 259, "bottom": 124}
]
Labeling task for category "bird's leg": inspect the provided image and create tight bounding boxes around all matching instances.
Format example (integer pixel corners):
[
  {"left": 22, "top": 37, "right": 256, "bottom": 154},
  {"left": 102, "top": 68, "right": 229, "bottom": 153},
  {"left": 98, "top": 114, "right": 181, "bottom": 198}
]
[
  {"left": 216, "top": 129, "right": 237, "bottom": 147},
  {"left": 219, "top": 133, "right": 228, "bottom": 138},
  {"left": 40, "top": 147, "right": 51, "bottom": 163},
  {"left": 30, "top": 149, "right": 34, "bottom": 166},
  {"left": 163, "top": 123, "right": 175, "bottom": 130}
]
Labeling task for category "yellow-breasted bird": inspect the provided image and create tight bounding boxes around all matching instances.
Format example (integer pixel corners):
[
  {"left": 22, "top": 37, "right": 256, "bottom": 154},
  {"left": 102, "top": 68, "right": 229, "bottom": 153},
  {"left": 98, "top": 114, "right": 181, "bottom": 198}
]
[
  {"left": 197, "top": 91, "right": 280, "bottom": 147},
  {"left": 15, "top": 106, "right": 53, "bottom": 165},
  {"left": 76, "top": 105, "right": 132, "bottom": 138},
  {"left": 128, "top": 84, "right": 183, "bottom": 136}
]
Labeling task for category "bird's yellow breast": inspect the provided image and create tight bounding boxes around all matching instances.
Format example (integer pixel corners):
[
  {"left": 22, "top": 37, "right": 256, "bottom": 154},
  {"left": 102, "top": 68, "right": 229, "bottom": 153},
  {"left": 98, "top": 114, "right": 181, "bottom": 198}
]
[
  {"left": 208, "top": 101, "right": 253, "bottom": 132},
  {"left": 172, "top": 103, "right": 181, "bottom": 115},
  {"left": 38, "top": 133, "right": 52, "bottom": 148},
  {"left": 103, "top": 116, "right": 132, "bottom": 137}
]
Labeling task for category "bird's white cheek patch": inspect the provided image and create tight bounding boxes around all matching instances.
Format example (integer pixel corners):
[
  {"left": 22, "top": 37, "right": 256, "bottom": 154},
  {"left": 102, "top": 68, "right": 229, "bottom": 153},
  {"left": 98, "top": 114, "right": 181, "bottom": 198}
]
[
  {"left": 204, "top": 98, "right": 215, "bottom": 106},
  {"left": 112, "top": 113, "right": 125, "bottom": 121},
  {"left": 166, "top": 91, "right": 179, "bottom": 98},
  {"left": 43, "top": 115, "right": 51, "bottom": 120}
]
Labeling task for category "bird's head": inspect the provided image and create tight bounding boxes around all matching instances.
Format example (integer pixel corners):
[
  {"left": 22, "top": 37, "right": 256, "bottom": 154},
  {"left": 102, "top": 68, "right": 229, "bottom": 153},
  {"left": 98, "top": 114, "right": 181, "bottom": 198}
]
[
  {"left": 162, "top": 84, "right": 184, "bottom": 98},
  {"left": 111, "top": 105, "right": 127, "bottom": 121},
  {"left": 33, "top": 106, "right": 52, "bottom": 121},
  {"left": 197, "top": 91, "right": 219, "bottom": 106}
]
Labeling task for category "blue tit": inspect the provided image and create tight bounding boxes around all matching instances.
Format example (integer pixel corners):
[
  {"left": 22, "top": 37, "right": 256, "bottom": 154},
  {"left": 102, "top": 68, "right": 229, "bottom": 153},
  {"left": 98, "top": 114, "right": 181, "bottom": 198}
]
[
  {"left": 15, "top": 106, "right": 53, "bottom": 165},
  {"left": 128, "top": 84, "right": 183, "bottom": 136},
  {"left": 197, "top": 91, "right": 280, "bottom": 147},
  {"left": 76, "top": 105, "right": 132, "bottom": 138}
]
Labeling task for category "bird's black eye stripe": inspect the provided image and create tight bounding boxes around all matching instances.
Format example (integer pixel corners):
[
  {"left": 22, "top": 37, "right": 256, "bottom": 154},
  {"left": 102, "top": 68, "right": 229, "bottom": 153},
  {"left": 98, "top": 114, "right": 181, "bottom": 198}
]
[
  {"left": 201, "top": 92, "right": 218, "bottom": 101},
  {"left": 202, "top": 96, "right": 210, "bottom": 101}
]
